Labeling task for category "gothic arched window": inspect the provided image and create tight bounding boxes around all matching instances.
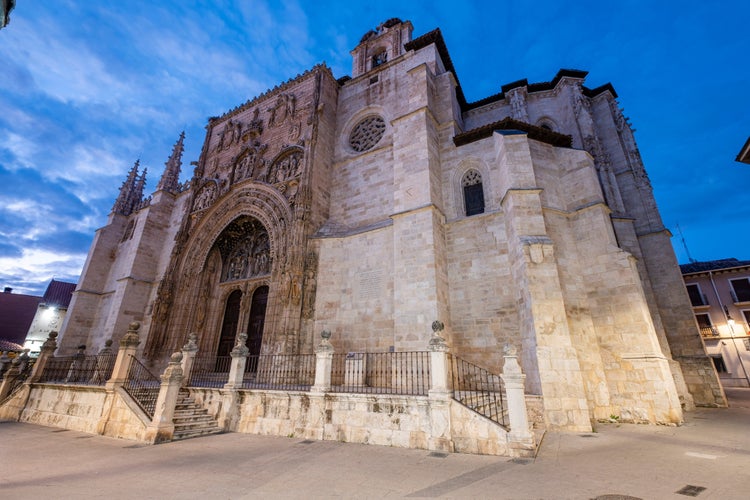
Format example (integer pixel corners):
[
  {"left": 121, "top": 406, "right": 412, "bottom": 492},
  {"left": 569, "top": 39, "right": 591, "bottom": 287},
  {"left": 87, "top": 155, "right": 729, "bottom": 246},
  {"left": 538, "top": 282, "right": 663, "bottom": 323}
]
[{"left": 462, "top": 170, "right": 485, "bottom": 216}]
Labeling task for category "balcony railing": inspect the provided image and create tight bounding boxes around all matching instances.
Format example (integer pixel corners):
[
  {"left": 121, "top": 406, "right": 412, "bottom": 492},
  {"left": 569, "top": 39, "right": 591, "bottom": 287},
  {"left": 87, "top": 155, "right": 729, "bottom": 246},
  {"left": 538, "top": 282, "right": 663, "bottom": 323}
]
[{"left": 699, "top": 326, "right": 719, "bottom": 338}]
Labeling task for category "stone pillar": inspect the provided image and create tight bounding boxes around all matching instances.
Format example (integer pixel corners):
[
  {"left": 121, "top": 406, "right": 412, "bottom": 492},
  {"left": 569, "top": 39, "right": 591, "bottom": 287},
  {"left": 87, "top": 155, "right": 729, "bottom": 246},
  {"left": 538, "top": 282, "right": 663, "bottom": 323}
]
[
  {"left": 106, "top": 322, "right": 141, "bottom": 390},
  {"left": 145, "top": 352, "right": 183, "bottom": 444},
  {"left": 180, "top": 333, "right": 199, "bottom": 388},
  {"left": 311, "top": 330, "right": 334, "bottom": 394},
  {"left": 28, "top": 332, "right": 58, "bottom": 383},
  {"left": 428, "top": 321, "right": 450, "bottom": 395},
  {"left": 0, "top": 358, "right": 21, "bottom": 401},
  {"left": 426, "top": 321, "right": 454, "bottom": 453},
  {"left": 500, "top": 345, "right": 535, "bottom": 457},
  {"left": 218, "top": 333, "right": 248, "bottom": 430},
  {"left": 224, "top": 332, "right": 248, "bottom": 390}
]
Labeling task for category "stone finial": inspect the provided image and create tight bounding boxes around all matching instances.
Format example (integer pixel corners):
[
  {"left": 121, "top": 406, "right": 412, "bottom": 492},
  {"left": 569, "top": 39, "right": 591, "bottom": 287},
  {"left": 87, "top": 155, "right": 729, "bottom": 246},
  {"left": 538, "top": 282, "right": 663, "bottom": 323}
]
[
  {"left": 161, "top": 351, "right": 184, "bottom": 382},
  {"left": 41, "top": 331, "right": 59, "bottom": 353},
  {"left": 231, "top": 332, "right": 249, "bottom": 357},
  {"left": 182, "top": 332, "right": 199, "bottom": 353},
  {"left": 428, "top": 320, "right": 447, "bottom": 351},
  {"left": 502, "top": 344, "right": 523, "bottom": 377},
  {"left": 120, "top": 322, "right": 141, "bottom": 347},
  {"left": 316, "top": 330, "right": 333, "bottom": 353}
]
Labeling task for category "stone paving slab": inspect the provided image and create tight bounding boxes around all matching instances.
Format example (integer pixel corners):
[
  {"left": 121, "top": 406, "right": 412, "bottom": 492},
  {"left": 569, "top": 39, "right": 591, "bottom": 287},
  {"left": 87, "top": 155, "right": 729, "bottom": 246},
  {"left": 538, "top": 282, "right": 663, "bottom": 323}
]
[{"left": 2, "top": 388, "right": 749, "bottom": 499}]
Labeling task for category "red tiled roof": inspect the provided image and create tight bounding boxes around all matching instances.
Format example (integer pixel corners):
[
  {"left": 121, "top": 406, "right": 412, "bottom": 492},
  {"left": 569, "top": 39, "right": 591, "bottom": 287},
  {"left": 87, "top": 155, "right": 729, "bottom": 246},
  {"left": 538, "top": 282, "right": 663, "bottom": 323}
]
[
  {"left": 43, "top": 279, "right": 77, "bottom": 308},
  {"left": 0, "top": 290, "right": 42, "bottom": 346}
]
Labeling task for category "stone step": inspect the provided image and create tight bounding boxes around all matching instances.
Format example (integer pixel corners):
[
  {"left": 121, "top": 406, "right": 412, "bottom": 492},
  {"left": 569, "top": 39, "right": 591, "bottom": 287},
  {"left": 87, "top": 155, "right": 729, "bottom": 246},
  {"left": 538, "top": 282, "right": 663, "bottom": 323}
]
[
  {"left": 173, "top": 416, "right": 216, "bottom": 426},
  {"left": 172, "top": 427, "right": 223, "bottom": 441}
]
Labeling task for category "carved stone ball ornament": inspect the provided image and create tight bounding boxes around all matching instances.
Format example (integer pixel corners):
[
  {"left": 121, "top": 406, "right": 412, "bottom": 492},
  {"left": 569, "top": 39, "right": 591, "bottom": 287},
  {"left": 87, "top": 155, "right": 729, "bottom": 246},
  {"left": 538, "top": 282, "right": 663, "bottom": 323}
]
[{"left": 349, "top": 115, "right": 386, "bottom": 152}]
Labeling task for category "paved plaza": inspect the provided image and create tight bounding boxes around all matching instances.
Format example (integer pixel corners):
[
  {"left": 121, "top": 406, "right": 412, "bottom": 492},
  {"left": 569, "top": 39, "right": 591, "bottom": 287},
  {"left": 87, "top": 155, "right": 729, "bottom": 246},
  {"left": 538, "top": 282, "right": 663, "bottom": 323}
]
[{"left": 2, "top": 388, "right": 749, "bottom": 499}]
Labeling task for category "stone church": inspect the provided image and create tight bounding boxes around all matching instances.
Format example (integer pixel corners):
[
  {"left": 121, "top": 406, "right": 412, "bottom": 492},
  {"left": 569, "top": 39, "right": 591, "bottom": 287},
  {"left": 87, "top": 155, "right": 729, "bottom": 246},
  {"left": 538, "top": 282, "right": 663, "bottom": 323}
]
[{"left": 58, "top": 19, "right": 725, "bottom": 429}]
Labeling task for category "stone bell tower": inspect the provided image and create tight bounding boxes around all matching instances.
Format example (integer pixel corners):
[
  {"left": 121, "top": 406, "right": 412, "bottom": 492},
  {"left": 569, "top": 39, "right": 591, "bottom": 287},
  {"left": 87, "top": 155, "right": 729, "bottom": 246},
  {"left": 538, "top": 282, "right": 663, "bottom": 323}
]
[{"left": 351, "top": 18, "right": 413, "bottom": 78}]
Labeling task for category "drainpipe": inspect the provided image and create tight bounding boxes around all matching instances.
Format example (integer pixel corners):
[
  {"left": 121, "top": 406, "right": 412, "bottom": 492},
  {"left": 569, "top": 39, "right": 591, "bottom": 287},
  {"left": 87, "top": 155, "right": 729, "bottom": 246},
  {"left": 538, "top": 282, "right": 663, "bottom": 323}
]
[{"left": 708, "top": 271, "right": 750, "bottom": 385}]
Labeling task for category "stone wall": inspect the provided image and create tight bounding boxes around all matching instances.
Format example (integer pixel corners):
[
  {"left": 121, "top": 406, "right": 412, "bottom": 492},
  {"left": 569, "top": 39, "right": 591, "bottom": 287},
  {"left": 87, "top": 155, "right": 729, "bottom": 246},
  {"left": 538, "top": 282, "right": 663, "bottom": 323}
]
[
  {"left": 187, "top": 388, "right": 521, "bottom": 456},
  {"left": 14, "top": 385, "right": 147, "bottom": 441}
]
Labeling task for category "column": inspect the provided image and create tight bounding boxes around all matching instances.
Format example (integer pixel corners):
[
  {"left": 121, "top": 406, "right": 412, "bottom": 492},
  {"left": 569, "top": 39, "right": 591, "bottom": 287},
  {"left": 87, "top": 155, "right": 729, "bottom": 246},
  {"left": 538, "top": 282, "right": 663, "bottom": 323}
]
[{"left": 145, "top": 352, "right": 183, "bottom": 443}]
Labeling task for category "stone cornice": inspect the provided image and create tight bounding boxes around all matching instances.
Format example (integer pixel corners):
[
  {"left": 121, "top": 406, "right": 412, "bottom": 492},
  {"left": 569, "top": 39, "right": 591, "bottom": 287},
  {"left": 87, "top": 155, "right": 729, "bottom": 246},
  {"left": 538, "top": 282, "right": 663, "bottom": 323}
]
[{"left": 453, "top": 117, "right": 572, "bottom": 148}]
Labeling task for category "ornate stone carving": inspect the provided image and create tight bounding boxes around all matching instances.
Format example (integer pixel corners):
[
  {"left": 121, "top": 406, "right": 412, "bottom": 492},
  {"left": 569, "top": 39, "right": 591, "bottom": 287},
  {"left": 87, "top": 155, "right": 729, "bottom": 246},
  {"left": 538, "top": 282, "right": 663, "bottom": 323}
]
[
  {"left": 507, "top": 88, "right": 530, "bottom": 123},
  {"left": 267, "top": 93, "right": 296, "bottom": 127},
  {"left": 217, "top": 119, "right": 243, "bottom": 151},
  {"left": 218, "top": 217, "right": 272, "bottom": 282},
  {"left": 349, "top": 115, "right": 386, "bottom": 152},
  {"left": 267, "top": 148, "right": 304, "bottom": 184},
  {"left": 232, "top": 141, "right": 268, "bottom": 184},
  {"left": 193, "top": 181, "right": 218, "bottom": 212}
]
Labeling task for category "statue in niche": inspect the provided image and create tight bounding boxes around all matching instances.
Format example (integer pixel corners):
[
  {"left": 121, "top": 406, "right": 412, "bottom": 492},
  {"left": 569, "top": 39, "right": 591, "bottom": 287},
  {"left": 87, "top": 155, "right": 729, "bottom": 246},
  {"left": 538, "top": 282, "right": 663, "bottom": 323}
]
[
  {"left": 290, "top": 276, "right": 301, "bottom": 305},
  {"left": 302, "top": 269, "right": 317, "bottom": 318},
  {"left": 193, "top": 183, "right": 216, "bottom": 211},
  {"left": 268, "top": 150, "right": 303, "bottom": 185}
]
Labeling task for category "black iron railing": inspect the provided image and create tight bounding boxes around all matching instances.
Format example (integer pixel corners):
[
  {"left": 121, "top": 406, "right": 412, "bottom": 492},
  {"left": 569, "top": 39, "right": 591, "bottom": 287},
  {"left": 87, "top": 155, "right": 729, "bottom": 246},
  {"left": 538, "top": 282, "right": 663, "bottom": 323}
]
[
  {"left": 0, "top": 359, "right": 36, "bottom": 404},
  {"left": 449, "top": 354, "right": 507, "bottom": 427},
  {"left": 330, "top": 351, "right": 430, "bottom": 396},
  {"left": 37, "top": 354, "right": 115, "bottom": 386},
  {"left": 123, "top": 355, "right": 161, "bottom": 418},
  {"left": 242, "top": 354, "right": 315, "bottom": 391},
  {"left": 188, "top": 355, "right": 231, "bottom": 388},
  {"left": 699, "top": 326, "right": 719, "bottom": 338}
]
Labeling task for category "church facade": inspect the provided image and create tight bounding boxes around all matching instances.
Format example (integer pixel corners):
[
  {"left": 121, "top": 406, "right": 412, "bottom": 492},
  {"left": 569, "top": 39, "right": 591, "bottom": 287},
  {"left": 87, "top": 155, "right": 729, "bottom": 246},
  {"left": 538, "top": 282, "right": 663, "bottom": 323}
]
[{"left": 58, "top": 19, "right": 725, "bottom": 430}]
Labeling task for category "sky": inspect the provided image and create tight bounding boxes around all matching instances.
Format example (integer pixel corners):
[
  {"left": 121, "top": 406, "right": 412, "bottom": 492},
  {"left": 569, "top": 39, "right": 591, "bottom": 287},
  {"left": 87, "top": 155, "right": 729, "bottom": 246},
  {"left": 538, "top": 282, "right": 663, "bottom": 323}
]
[{"left": 1, "top": 1, "right": 749, "bottom": 296}]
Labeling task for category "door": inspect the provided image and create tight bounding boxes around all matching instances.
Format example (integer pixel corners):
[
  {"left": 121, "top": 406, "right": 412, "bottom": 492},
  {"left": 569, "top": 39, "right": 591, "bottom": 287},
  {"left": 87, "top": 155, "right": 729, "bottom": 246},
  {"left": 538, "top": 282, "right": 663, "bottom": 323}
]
[
  {"left": 247, "top": 285, "right": 269, "bottom": 357},
  {"left": 217, "top": 290, "right": 242, "bottom": 358}
]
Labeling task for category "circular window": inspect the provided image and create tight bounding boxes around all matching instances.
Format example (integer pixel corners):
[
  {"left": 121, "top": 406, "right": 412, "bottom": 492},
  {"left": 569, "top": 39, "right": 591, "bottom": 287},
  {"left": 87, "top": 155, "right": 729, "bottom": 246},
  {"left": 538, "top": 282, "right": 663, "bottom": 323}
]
[{"left": 349, "top": 115, "right": 386, "bottom": 152}]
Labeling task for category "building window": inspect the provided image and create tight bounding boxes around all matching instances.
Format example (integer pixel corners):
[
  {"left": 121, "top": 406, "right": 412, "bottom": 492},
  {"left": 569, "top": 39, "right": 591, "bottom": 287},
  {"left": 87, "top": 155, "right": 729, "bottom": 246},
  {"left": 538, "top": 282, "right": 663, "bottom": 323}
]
[
  {"left": 372, "top": 50, "right": 387, "bottom": 68},
  {"left": 729, "top": 278, "right": 750, "bottom": 302},
  {"left": 462, "top": 170, "right": 485, "bottom": 216},
  {"left": 711, "top": 355, "right": 727, "bottom": 373},
  {"left": 743, "top": 310, "right": 750, "bottom": 330},
  {"left": 686, "top": 283, "right": 708, "bottom": 306},
  {"left": 695, "top": 313, "right": 717, "bottom": 338},
  {"left": 349, "top": 115, "right": 386, "bottom": 153}
]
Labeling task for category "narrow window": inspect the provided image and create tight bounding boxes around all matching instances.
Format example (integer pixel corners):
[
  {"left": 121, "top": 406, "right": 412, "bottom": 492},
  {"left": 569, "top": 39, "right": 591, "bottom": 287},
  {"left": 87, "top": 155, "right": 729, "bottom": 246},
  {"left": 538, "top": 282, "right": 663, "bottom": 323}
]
[
  {"left": 462, "top": 170, "right": 485, "bottom": 216},
  {"left": 730, "top": 278, "right": 750, "bottom": 302},
  {"left": 686, "top": 283, "right": 707, "bottom": 306},
  {"left": 711, "top": 355, "right": 727, "bottom": 373}
]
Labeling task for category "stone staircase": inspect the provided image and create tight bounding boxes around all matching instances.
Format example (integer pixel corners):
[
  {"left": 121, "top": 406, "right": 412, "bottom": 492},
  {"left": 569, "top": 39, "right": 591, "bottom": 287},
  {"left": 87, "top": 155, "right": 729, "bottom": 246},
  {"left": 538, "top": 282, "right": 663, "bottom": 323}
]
[{"left": 172, "top": 390, "right": 222, "bottom": 441}]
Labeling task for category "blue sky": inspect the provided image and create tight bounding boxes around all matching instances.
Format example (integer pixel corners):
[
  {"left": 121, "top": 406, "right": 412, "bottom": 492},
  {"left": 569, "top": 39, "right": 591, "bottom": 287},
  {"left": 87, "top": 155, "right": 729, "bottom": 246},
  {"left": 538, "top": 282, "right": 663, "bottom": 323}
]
[{"left": 1, "top": 1, "right": 749, "bottom": 295}]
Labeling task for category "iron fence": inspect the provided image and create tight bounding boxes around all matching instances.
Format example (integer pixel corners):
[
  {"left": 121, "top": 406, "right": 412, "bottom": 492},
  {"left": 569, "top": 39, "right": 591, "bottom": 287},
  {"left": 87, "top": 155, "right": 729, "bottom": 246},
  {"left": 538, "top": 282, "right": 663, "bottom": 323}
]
[
  {"left": 123, "top": 355, "right": 161, "bottom": 418},
  {"left": 449, "top": 354, "right": 507, "bottom": 427},
  {"left": 241, "top": 353, "right": 315, "bottom": 391},
  {"left": 330, "top": 351, "right": 430, "bottom": 396},
  {"left": 0, "top": 358, "right": 36, "bottom": 404},
  {"left": 37, "top": 354, "right": 115, "bottom": 386},
  {"left": 188, "top": 355, "right": 231, "bottom": 388}
]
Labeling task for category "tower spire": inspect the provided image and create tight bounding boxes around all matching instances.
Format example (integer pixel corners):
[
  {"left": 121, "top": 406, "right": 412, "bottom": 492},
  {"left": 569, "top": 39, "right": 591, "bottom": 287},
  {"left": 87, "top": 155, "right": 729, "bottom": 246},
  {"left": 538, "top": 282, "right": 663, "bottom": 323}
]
[
  {"left": 112, "top": 160, "right": 140, "bottom": 215},
  {"left": 157, "top": 131, "right": 185, "bottom": 193}
]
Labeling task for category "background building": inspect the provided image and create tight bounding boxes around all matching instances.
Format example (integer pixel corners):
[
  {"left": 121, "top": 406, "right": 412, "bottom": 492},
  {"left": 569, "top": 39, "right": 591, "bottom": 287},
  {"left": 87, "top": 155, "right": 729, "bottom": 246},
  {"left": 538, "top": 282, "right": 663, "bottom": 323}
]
[
  {"left": 57, "top": 19, "right": 724, "bottom": 429},
  {"left": 682, "top": 258, "right": 750, "bottom": 387},
  {"left": 0, "top": 287, "right": 41, "bottom": 353},
  {"left": 23, "top": 279, "right": 77, "bottom": 356}
]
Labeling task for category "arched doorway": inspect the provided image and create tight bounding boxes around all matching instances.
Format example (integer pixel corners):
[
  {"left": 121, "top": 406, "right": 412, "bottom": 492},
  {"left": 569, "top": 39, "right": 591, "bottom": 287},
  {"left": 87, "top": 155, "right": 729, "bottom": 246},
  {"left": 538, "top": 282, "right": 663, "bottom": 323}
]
[
  {"left": 247, "top": 285, "right": 268, "bottom": 356},
  {"left": 217, "top": 290, "right": 242, "bottom": 357}
]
